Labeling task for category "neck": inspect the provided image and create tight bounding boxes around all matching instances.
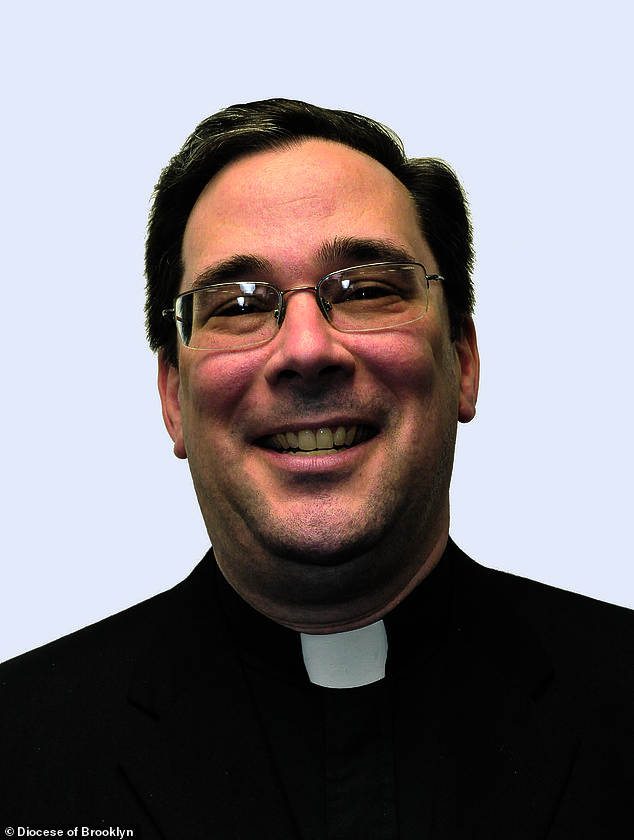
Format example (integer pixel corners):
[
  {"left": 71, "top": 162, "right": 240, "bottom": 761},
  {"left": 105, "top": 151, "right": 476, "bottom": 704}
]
[{"left": 214, "top": 525, "right": 449, "bottom": 634}]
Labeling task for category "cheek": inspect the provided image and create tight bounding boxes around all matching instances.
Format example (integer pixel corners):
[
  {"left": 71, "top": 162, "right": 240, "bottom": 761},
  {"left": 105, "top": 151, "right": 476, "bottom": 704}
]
[
  {"left": 179, "top": 352, "right": 262, "bottom": 425},
  {"left": 368, "top": 327, "right": 461, "bottom": 431},
  {"left": 360, "top": 326, "right": 447, "bottom": 397}
]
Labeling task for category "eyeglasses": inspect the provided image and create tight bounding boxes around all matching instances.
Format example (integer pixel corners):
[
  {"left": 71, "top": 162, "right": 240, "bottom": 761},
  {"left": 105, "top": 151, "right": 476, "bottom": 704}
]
[{"left": 162, "top": 262, "right": 443, "bottom": 351}]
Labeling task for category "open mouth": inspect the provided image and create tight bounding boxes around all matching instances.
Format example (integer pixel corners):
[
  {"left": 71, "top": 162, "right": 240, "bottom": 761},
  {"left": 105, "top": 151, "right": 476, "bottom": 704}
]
[{"left": 258, "top": 425, "right": 376, "bottom": 456}]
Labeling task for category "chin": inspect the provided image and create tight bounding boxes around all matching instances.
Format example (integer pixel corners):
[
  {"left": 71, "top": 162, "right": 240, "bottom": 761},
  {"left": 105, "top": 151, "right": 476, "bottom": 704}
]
[{"left": 256, "top": 511, "right": 389, "bottom": 569}]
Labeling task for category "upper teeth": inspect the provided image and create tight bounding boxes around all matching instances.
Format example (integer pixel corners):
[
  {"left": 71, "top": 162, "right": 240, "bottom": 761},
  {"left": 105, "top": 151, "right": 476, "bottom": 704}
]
[{"left": 272, "top": 425, "right": 359, "bottom": 452}]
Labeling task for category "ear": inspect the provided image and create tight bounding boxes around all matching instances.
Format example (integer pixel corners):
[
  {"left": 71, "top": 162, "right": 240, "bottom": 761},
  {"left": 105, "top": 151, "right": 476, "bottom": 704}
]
[
  {"left": 454, "top": 316, "right": 480, "bottom": 424},
  {"left": 157, "top": 351, "right": 187, "bottom": 459}
]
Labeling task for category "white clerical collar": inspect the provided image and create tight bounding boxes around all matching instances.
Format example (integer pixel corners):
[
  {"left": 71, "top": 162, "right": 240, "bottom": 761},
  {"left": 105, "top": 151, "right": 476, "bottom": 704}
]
[{"left": 300, "top": 620, "right": 388, "bottom": 689}]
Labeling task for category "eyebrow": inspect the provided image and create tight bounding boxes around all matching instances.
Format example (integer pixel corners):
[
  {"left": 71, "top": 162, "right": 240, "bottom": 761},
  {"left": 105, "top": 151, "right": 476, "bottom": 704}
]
[
  {"left": 317, "top": 236, "right": 418, "bottom": 268},
  {"left": 190, "top": 237, "right": 418, "bottom": 290},
  {"left": 191, "top": 254, "right": 273, "bottom": 290}
]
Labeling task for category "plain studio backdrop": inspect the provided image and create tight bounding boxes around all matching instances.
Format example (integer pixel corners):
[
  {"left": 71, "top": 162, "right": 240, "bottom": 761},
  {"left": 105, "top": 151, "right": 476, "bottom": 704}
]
[{"left": 1, "top": 1, "right": 632, "bottom": 662}]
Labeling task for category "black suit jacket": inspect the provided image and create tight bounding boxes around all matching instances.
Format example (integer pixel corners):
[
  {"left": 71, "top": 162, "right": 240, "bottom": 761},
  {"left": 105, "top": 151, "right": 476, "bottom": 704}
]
[{"left": 1, "top": 540, "right": 633, "bottom": 837}]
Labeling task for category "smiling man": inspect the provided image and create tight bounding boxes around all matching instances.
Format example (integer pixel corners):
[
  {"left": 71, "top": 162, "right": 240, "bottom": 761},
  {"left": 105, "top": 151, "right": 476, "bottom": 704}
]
[
  {"left": 1, "top": 99, "right": 633, "bottom": 837},
  {"left": 158, "top": 138, "right": 478, "bottom": 635}
]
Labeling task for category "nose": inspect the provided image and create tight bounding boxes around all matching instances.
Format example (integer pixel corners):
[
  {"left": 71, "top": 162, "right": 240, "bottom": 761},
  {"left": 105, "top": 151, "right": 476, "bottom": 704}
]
[{"left": 263, "top": 287, "right": 356, "bottom": 386}]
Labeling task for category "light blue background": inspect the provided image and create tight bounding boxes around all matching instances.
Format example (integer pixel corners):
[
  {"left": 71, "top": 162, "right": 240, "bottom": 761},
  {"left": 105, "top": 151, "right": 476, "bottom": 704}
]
[{"left": 2, "top": 0, "right": 632, "bottom": 662}]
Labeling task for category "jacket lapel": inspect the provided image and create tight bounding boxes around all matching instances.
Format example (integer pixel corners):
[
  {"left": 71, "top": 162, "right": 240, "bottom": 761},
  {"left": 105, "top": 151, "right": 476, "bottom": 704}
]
[
  {"left": 433, "top": 544, "right": 579, "bottom": 839},
  {"left": 118, "top": 555, "right": 300, "bottom": 840}
]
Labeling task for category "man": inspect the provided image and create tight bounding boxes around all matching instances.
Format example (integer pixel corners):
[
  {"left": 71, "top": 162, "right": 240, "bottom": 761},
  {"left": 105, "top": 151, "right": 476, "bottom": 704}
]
[{"left": 1, "top": 99, "right": 633, "bottom": 838}]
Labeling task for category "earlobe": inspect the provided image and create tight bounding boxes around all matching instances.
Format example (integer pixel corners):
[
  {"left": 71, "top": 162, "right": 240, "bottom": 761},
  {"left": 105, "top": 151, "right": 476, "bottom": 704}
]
[
  {"left": 157, "top": 352, "right": 188, "bottom": 459},
  {"left": 454, "top": 316, "right": 480, "bottom": 424}
]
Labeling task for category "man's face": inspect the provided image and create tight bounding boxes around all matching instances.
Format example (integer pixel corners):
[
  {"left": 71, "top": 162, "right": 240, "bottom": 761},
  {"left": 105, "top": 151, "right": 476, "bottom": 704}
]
[{"left": 159, "top": 139, "right": 479, "bottom": 631}]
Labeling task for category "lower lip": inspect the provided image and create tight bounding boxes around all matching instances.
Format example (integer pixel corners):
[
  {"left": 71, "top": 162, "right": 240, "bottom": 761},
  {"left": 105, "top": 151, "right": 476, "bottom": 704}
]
[{"left": 258, "top": 438, "right": 375, "bottom": 473}]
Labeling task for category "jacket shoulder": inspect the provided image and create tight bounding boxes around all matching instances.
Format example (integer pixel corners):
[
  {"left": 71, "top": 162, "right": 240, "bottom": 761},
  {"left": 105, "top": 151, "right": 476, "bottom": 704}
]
[
  {"left": 0, "top": 553, "right": 216, "bottom": 710},
  {"left": 451, "top": 543, "right": 634, "bottom": 701}
]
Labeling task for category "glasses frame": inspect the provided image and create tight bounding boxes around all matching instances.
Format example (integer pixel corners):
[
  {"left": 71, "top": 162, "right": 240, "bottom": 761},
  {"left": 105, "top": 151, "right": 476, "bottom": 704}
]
[{"left": 162, "top": 262, "right": 444, "bottom": 351}]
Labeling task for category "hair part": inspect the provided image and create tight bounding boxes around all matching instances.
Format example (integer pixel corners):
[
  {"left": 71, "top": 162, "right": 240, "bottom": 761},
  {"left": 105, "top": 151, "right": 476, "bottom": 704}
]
[{"left": 145, "top": 98, "right": 474, "bottom": 368}]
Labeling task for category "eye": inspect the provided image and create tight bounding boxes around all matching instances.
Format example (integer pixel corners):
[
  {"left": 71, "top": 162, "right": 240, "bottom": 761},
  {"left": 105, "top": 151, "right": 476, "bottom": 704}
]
[
  {"left": 212, "top": 295, "right": 272, "bottom": 317},
  {"left": 338, "top": 281, "right": 402, "bottom": 302},
  {"left": 322, "top": 265, "right": 420, "bottom": 308},
  {"left": 192, "top": 284, "right": 277, "bottom": 325}
]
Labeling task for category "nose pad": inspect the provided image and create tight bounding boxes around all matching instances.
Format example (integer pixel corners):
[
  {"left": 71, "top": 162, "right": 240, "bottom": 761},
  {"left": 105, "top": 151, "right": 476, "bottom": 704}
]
[{"left": 275, "top": 286, "right": 331, "bottom": 331}]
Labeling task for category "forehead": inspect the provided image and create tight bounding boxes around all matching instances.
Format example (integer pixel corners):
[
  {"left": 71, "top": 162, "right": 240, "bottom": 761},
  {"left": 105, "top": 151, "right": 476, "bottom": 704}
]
[{"left": 182, "top": 139, "right": 433, "bottom": 281}]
